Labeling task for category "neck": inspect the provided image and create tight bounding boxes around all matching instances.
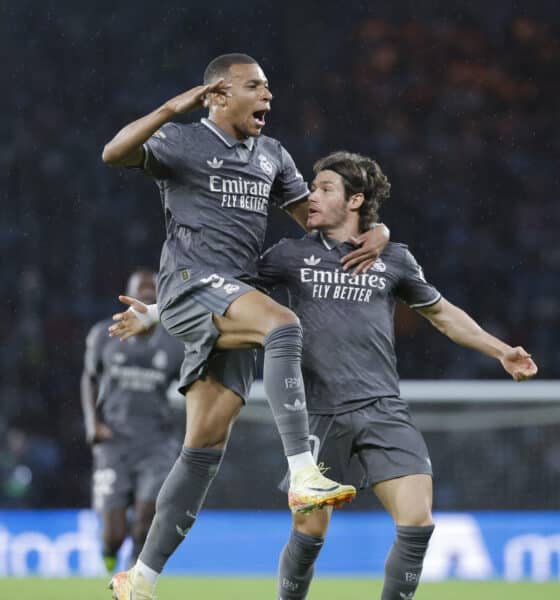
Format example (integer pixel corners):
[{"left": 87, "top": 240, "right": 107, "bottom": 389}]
[
  {"left": 321, "top": 220, "right": 360, "bottom": 243},
  {"left": 208, "top": 113, "right": 248, "bottom": 141}
]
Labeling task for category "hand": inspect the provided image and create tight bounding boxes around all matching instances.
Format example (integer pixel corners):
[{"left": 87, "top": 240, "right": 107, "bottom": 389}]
[
  {"left": 108, "top": 295, "right": 153, "bottom": 341},
  {"left": 500, "top": 346, "right": 538, "bottom": 381},
  {"left": 164, "top": 79, "right": 232, "bottom": 115},
  {"left": 340, "top": 224, "right": 391, "bottom": 274},
  {"left": 88, "top": 422, "right": 113, "bottom": 446}
]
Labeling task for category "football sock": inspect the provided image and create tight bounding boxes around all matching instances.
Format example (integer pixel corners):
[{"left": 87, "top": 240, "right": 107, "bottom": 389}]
[
  {"left": 263, "top": 323, "right": 312, "bottom": 457},
  {"left": 103, "top": 552, "right": 117, "bottom": 574},
  {"left": 287, "top": 451, "right": 316, "bottom": 475},
  {"left": 138, "top": 447, "right": 223, "bottom": 574},
  {"left": 278, "top": 529, "right": 324, "bottom": 599},
  {"left": 381, "top": 524, "right": 435, "bottom": 600},
  {"left": 135, "top": 560, "right": 159, "bottom": 586}
]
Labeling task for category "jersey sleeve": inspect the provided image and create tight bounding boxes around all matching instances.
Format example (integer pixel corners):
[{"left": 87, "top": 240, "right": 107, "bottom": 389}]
[
  {"left": 395, "top": 248, "right": 442, "bottom": 309},
  {"left": 142, "top": 122, "right": 182, "bottom": 179},
  {"left": 269, "top": 146, "right": 309, "bottom": 210},
  {"left": 257, "top": 240, "right": 290, "bottom": 290},
  {"left": 84, "top": 322, "right": 107, "bottom": 377}
]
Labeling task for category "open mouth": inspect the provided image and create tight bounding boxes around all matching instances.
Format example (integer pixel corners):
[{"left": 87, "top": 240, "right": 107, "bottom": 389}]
[{"left": 252, "top": 110, "right": 267, "bottom": 127}]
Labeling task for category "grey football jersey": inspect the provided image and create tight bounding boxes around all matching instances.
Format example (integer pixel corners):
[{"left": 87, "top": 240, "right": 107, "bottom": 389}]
[
  {"left": 259, "top": 232, "right": 441, "bottom": 414},
  {"left": 142, "top": 118, "right": 309, "bottom": 311},
  {"left": 84, "top": 320, "right": 185, "bottom": 438}
]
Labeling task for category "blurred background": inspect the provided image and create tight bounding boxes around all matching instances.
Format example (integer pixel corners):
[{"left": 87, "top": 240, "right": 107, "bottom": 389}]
[{"left": 1, "top": 0, "right": 559, "bottom": 580}]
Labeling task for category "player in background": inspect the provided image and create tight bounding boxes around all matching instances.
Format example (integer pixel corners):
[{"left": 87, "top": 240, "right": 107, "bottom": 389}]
[
  {"left": 112, "top": 152, "right": 537, "bottom": 600},
  {"left": 81, "top": 270, "right": 184, "bottom": 574},
  {"left": 102, "top": 53, "right": 389, "bottom": 599},
  {"left": 258, "top": 152, "right": 538, "bottom": 600}
]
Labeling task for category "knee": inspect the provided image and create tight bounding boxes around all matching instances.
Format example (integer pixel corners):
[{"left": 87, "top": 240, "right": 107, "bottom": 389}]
[
  {"left": 293, "top": 508, "right": 331, "bottom": 539},
  {"left": 185, "top": 405, "right": 240, "bottom": 449},
  {"left": 396, "top": 507, "right": 433, "bottom": 528},
  {"left": 264, "top": 306, "right": 300, "bottom": 337}
]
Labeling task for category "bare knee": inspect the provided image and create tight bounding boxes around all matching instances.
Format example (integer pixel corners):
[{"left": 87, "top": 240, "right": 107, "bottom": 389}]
[
  {"left": 395, "top": 504, "right": 433, "bottom": 527},
  {"left": 293, "top": 506, "right": 332, "bottom": 539}
]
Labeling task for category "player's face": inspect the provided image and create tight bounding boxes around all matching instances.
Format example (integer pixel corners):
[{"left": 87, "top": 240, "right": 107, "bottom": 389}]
[
  {"left": 307, "top": 170, "right": 351, "bottom": 230},
  {"left": 221, "top": 63, "right": 272, "bottom": 138},
  {"left": 127, "top": 272, "right": 157, "bottom": 305}
]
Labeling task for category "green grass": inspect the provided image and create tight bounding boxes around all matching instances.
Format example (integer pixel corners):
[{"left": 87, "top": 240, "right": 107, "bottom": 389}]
[{"left": 1, "top": 577, "right": 557, "bottom": 599}]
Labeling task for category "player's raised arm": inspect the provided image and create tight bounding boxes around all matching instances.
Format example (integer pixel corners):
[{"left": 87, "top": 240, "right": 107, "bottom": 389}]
[
  {"left": 417, "top": 298, "right": 538, "bottom": 381},
  {"left": 101, "top": 80, "right": 232, "bottom": 167}
]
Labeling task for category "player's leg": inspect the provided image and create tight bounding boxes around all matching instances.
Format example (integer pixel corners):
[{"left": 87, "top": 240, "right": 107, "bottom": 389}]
[
  {"left": 134, "top": 376, "right": 240, "bottom": 579},
  {"left": 92, "top": 445, "right": 132, "bottom": 574},
  {"left": 278, "top": 508, "right": 332, "bottom": 600},
  {"left": 129, "top": 501, "right": 155, "bottom": 567},
  {"left": 100, "top": 507, "right": 128, "bottom": 573},
  {"left": 353, "top": 398, "right": 434, "bottom": 600},
  {"left": 110, "top": 350, "right": 251, "bottom": 600},
  {"left": 215, "top": 290, "right": 356, "bottom": 512},
  {"left": 277, "top": 413, "right": 354, "bottom": 600},
  {"left": 373, "top": 474, "right": 434, "bottom": 600}
]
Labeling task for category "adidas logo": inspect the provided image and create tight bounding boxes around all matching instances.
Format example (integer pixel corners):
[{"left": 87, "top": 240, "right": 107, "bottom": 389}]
[
  {"left": 304, "top": 255, "right": 321, "bottom": 266},
  {"left": 399, "top": 593, "right": 414, "bottom": 599},
  {"left": 176, "top": 524, "right": 191, "bottom": 537},
  {"left": 207, "top": 157, "right": 224, "bottom": 169},
  {"left": 284, "top": 398, "right": 306, "bottom": 412}
]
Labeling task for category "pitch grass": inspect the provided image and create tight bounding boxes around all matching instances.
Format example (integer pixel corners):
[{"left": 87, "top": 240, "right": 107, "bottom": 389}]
[{"left": 1, "top": 577, "right": 557, "bottom": 599}]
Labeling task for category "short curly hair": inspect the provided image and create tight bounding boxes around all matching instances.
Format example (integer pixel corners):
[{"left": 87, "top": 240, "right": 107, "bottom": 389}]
[{"left": 313, "top": 151, "right": 391, "bottom": 231}]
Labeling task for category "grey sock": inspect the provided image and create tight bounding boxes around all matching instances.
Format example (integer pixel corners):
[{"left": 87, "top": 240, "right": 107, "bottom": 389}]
[
  {"left": 263, "top": 323, "right": 311, "bottom": 456},
  {"left": 138, "top": 447, "right": 223, "bottom": 573},
  {"left": 381, "top": 524, "right": 435, "bottom": 600},
  {"left": 277, "top": 529, "right": 324, "bottom": 599}
]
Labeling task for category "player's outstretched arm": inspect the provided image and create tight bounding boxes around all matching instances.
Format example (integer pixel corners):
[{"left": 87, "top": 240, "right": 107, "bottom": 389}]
[
  {"left": 101, "top": 79, "right": 232, "bottom": 167},
  {"left": 417, "top": 298, "right": 538, "bottom": 381},
  {"left": 108, "top": 296, "right": 159, "bottom": 340}
]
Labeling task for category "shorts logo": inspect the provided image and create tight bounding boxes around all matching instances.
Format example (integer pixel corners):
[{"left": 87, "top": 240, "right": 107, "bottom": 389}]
[
  {"left": 181, "top": 269, "right": 190, "bottom": 282},
  {"left": 152, "top": 350, "right": 168, "bottom": 370},
  {"left": 258, "top": 153, "right": 273, "bottom": 175},
  {"left": 207, "top": 157, "right": 224, "bottom": 169},
  {"left": 200, "top": 274, "right": 240, "bottom": 295},
  {"left": 372, "top": 259, "right": 386, "bottom": 272},
  {"left": 200, "top": 274, "right": 225, "bottom": 289},
  {"left": 283, "top": 398, "right": 306, "bottom": 412},
  {"left": 399, "top": 593, "right": 415, "bottom": 599},
  {"left": 223, "top": 283, "right": 240, "bottom": 295},
  {"left": 304, "top": 255, "right": 321, "bottom": 266}
]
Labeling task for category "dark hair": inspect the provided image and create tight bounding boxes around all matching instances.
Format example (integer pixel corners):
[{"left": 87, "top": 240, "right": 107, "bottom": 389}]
[
  {"left": 313, "top": 151, "right": 391, "bottom": 231},
  {"left": 203, "top": 53, "right": 258, "bottom": 84}
]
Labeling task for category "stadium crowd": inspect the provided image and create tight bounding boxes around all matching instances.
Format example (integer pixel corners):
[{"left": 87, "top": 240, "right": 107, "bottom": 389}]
[{"left": 2, "top": 1, "right": 558, "bottom": 509}]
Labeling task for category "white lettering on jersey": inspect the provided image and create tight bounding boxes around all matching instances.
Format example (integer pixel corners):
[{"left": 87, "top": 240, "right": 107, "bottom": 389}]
[
  {"left": 300, "top": 267, "right": 386, "bottom": 303},
  {"left": 209, "top": 175, "right": 271, "bottom": 215}
]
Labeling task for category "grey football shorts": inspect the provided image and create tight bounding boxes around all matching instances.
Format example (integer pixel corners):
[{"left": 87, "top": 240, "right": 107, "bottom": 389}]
[
  {"left": 92, "top": 437, "right": 179, "bottom": 512},
  {"left": 160, "top": 272, "right": 257, "bottom": 401},
  {"left": 279, "top": 397, "right": 432, "bottom": 493}
]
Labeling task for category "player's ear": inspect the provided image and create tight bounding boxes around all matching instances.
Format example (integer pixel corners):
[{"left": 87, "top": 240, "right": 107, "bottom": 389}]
[{"left": 349, "top": 192, "right": 365, "bottom": 212}]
